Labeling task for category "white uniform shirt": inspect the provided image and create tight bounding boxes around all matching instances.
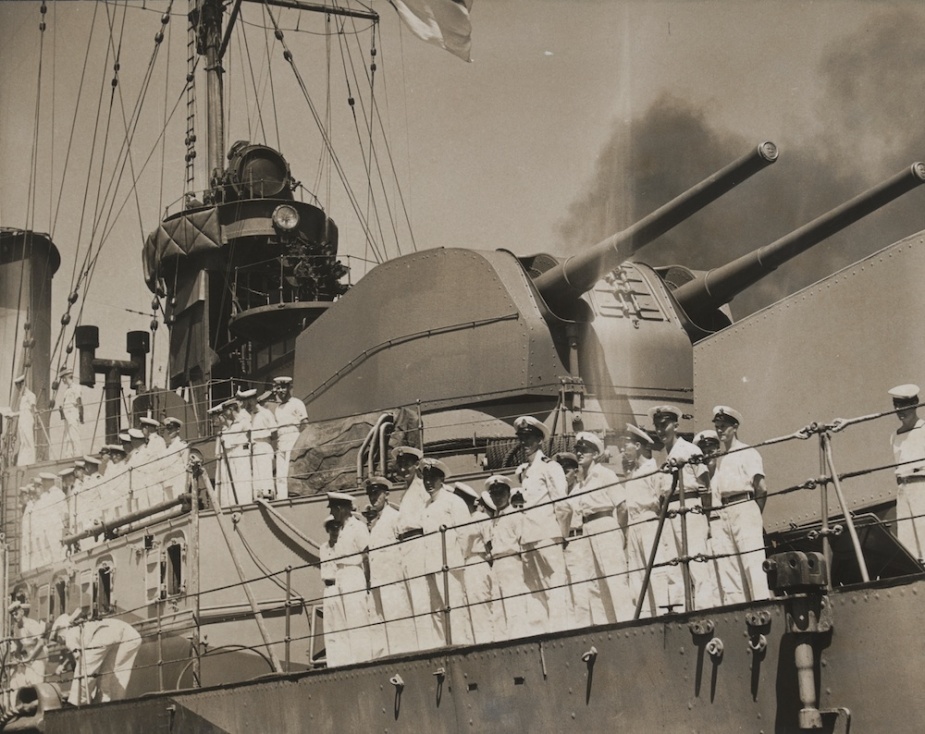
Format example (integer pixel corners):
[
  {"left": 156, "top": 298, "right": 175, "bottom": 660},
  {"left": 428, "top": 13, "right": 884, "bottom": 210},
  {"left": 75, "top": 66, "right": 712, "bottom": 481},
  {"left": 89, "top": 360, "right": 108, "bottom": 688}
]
[
  {"left": 666, "top": 437, "right": 708, "bottom": 494},
  {"left": 623, "top": 457, "right": 669, "bottom": 521},
  {"left": 713, "top": 438, "right": 764, "bottom": 499},
  {"left": 573, "top": 463, "right": 619, "bottom": 517},
  {"left": 421, "top": 486, "right": 470, "bottom": 572},
  {"left": 248, "top": 405, "right": 278, "bottom": 442},
  {"left": 146, "top": 433, "right": 167, "bottom": 458},
  {"left": 335, "top": 515, "right": 370, "bottom": 570},
  {"left": 275, "top": 397, "right": 308, "bottom": 451},
  {"left": 368, "top": 504, "right": 402, "bottom": 585},
  {"left": 519, "top": 451, "right": 567, "bottom": 544},
  {"left": 61, "top": 383, "right": 82, "bottom": 421},
  {"left": 489, "top": 505, "right": 524, "bottom": 558},
  {"left": 223, "top": 413, "right": 252, "bottom": 449},
  {"left": 892, "top": 419, "right": 925, "bottom": 478},
  {"left": 397, "top": 475, "right": 428, "bottom": 534}
]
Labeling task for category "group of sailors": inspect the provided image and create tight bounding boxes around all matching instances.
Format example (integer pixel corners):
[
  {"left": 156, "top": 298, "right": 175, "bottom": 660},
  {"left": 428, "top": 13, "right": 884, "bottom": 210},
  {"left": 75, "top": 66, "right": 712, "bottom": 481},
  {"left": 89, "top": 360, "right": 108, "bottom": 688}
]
[
  {"left": 319, "top": 408, "right": 772, "bottom": 667},
  {"left": 19, "top": 416, "right": 190, "bottom": 569},
  {"left": 5, "top": 599, "right": 140, "bottom": 705},
  {"left": 209, "top": 376, "right": 308, "bottom": 504}
]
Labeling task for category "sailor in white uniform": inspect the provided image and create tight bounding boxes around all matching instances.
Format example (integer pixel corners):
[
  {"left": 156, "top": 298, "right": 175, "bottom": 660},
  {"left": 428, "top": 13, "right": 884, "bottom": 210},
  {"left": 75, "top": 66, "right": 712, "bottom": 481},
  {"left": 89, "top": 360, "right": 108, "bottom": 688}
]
[
  {"left": 888, "top": 384, "right": 925, "bottom": 563},
  {"left": 621, "top": 424, "right": 672, "bottom": 617},
  {"left": 57, "top": 368, "right": 83, "bottom": 458},
  {"left": 513, "top": 415, "right": 570, "bottom": 633},
  {"left": 650, "top": 405, "right": 719, "bottom": 611},
  {"left": 272, "top": 377, "right": 308, "bottom": 499},
  {"left": 240, "top": 388, "right": 278, "bottom": 500},
  {"left": 323, "top": 493, "right": 372, "bottom": 666},
  {"left": 364, "top": 476, "right": 416, "bottom": 657},
  {"left": 221, "top": 398, "right": 253, "bottom": 504},
  {"left": 13, "top": 374, "right": 37, "bottom": 466},
  {"left": 556, "top": 451, "right": 594, "bottom": 628},
  {"left": 140, "top": 417, "right": 167, "bottom": 457},
  {"left": 50, "top": 611, "right": 142, "bottom": 705},
  {"left": 454, "top": 481, "right": 495, "bottom": 644},
  {"left": 393, "top": 446, "right": 437, "bottom": 649},
  {"left": 569, "top": 432, "right": 633, "bottom": 622},
  {"left": 419, "top": 459, "right": 471, "bottom": 647},
  {"left": 160, "top": 418, "right": 190, "bottom": 502},
  {"left": 485, "top": 475, "right": 530, "bottom": 641},
  {"left": 710, "top": 406, "right": 771, "bottom": 604}
]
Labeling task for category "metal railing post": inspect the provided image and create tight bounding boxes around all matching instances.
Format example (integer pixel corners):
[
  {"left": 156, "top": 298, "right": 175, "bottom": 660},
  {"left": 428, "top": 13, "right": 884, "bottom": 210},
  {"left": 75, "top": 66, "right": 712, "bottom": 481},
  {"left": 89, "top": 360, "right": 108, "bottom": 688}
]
[
  {"left": 634, "top": 471, "right": 678, "bottom": 620},
  {"left": 820, "top": 432, "right": 870, "bottom": 583},
  {"left": 440, "top": 525, "right": 452, "bottom": 646},
  {"left": 285, "top": 565, "right": 292, "bottom": 672}
]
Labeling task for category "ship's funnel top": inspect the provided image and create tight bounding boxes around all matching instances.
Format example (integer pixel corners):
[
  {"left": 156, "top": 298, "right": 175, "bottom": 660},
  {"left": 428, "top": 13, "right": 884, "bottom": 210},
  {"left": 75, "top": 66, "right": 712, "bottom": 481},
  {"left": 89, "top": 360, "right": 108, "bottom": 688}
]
[{"left": 533, "top": 142, "right": 778, "bottom": 314}]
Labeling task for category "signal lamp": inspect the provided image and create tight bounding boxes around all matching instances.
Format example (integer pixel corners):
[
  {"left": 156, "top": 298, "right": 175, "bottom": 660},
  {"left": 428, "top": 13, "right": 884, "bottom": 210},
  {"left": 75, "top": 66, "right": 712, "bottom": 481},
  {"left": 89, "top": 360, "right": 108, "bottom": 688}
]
[{"left": 272, "top": 204, "right": 300, "bottom": 232}]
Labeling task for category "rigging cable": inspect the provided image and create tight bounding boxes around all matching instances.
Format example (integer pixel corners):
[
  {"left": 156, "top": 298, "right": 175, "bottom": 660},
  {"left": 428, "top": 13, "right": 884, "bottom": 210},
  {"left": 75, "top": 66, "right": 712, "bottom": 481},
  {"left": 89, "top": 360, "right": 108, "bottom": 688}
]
[{"left": 262, "top": 2, "right": 385, "bottom": 264}]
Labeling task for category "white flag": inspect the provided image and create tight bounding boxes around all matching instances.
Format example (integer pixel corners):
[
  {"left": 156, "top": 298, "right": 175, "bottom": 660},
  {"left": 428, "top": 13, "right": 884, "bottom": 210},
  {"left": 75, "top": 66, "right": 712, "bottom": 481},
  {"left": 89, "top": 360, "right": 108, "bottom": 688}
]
[{"left": 391, "top": 0, "right": 473, "bottom": 62}]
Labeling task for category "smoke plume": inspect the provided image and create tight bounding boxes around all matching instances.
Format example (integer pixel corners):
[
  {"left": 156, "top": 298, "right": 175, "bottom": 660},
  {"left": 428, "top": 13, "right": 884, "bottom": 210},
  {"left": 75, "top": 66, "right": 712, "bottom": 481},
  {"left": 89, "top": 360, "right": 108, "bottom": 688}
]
[{"left": 558, "top": 9, "right": 925, "bottom": 318}]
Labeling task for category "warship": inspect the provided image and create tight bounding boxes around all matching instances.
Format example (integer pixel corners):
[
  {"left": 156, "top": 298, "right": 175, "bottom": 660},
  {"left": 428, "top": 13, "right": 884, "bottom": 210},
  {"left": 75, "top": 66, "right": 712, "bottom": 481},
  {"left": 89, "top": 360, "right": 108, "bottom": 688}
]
[{"left": 1, "top": 1, "right": 925, "bottom": 732}]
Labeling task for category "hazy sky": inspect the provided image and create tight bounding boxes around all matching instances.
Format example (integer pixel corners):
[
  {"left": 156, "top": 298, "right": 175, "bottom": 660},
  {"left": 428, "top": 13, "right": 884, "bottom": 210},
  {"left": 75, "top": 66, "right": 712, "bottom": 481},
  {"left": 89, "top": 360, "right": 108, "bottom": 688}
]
[{"left": 2, "top": 0, "right": 924, "bottom": 386}]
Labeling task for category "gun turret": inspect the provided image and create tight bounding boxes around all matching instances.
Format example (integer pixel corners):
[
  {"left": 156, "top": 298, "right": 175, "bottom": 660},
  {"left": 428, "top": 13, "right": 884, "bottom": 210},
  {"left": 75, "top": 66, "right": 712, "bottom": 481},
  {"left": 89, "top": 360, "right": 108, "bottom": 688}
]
[
  {"left": 533, "top": 142, "right": 779, "bottom": 314},
  {"left": 672, "top": 162, "right": 925, "bottom": 334}
]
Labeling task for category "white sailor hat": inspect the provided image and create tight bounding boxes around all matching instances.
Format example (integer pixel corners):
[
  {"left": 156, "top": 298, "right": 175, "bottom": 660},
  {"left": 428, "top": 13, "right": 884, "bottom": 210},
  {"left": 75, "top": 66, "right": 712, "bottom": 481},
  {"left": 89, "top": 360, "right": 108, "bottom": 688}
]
[
  {"left": 257, "top": 390, "right": 274, "bottom": 403},
  {"left": 83, "top": 455, "right": 101, "bottom": 466},
  {"left": 694, "top": 429, "right": 720, "bottom": 446},
  {"left": 58, "top": 367, "right": 73, "bottom": 378},
  {"left": 163, "top": 417, "right": 182, "bottom": 429},
  {"left": 323, "top": 514, "right": 339, "bottom": 529},
  {"left": 554, "top": 451, "right": 579, "bottom": 468},
  {"left": 889, "top": 384, "right": 920, "bottom": 403},
  {"left": 237, "top": 388, "right": 258, "bottom": 399},
  {"left": 74, "top": 460, "right": 86, "bottom": 469},
  {"left": 624, "top": 423, "right": 653, "bottom": 445},
  {"left": 119, "top": 432, "right": 132, "bottom": 443},
  {"left": 108, "top": 444, "right": 126, "bottom": 455},
  {"left": 8, "top": 600, "right": 26, "bottom": 614},
  {"left": 58, "top": 467, "right": 74, "bottom": 477},
  {"left": 485, "top": 475, "right": 513, "bottom": 490},
  {"left": 128, "top": 428, "right": 146, "bottom": 440},
  {"left": 326, "top": 491, "right": 355, "bottom": 507},
  {"left": 207, "top": 405, "right": 223, "bottom": 416},
  {"left": 420, "top": 458, "right": 451, "bottom": 479},
  {"left": 514, "top": 415, "right": 550, "bottom": 439},
  {"left": 648, "top": 405, "right": 682, "bottom": 423},
  {"left": 39, "top": 472, "right": 57, "bottom": 481},
  {"left": 392, "top": 446, "right": 423, "bottom": 461},
  {"left": 479, "top": 491, "right": 497, "bottom": 512},
  {"left": 13, "top": 374, "right": 25, "bottom": 384},
  {"left": 574, "top": 431, "right": 604, "bottom": 454},
  {"left": 453, "top": 482, "right": 479, "bottom": 501},
  {"left": 364, "top": 475, "right": 391, "bottom": 491},
  {"left": 221, "top": 398, "right": 240, "bottom": 410},
  {"left": 712, "top": 406, "right": 743, "bottom": 425},
  {"left": 139, "top": 417, "right": 160, "bottom": 428},
  {"left": 273, "top": 376, "right": 293, "bottom": 385}
]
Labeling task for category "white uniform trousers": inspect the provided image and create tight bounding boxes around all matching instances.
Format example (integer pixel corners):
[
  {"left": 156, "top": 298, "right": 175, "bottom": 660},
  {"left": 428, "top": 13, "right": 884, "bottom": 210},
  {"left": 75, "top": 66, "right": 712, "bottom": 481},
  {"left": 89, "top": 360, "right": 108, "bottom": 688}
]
[
  {"left": 368, "top": 579, "right": 417, "bottom": 657},
  {"left": 248, "top": 442, "right": 275, "bottom": 500},
  {"left": 626, "top": 515, "right": 673, "bottom": 618},
  {"left": 323, "top": 566, "right": 371, "bottom": 666},
  {"left": 665, "top": 506, "right": 720, "bottom": 611},
  {"left": 225, "top": 447, "right": 253, "bottom": 505},
  {"left": 491, "top": 555, "right": 530, "bottom": 641},
  {"left": 399, "top": 534, "right": 442, "bottom": 650},
  {"left": 583, "top": 514, "right": 634, "bottom": 622},
  {"left": 895, "top": 481, "right": 925, "bottom": 562},
  {"left": 462, "top": 554, "right": 494, "bottom": 643},
  {"left": 711, "top": 501, "right": 770, "bottom": 604},
  {"left": 69, "top": 622, "right": 142, "bottom": 704},
  {"left": 563, "top": 532, "right": 595, "bottom": 628},
  {"left": 521, "top": 541, "right": 569, "bottom": 633},
  {"left": 425, "top": 569, "right": 472, "bottom": 647}
]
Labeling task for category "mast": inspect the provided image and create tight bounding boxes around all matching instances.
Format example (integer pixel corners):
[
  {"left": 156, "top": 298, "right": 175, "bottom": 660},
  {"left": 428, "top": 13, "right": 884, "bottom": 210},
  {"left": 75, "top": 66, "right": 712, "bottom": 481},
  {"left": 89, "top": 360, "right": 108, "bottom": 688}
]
[{"left": 196, "top": 0, "right": 226, "bottom": 190}]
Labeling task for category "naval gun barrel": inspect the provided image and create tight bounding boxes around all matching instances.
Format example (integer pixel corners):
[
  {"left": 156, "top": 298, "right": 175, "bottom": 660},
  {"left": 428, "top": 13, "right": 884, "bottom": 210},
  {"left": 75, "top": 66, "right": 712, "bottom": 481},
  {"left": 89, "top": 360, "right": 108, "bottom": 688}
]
[
  {"left": 673, "top": 162, "right": 925, "bottom": 327},
  {"left": 534, "top": 142, "right": 779, "bottom": 311}
]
